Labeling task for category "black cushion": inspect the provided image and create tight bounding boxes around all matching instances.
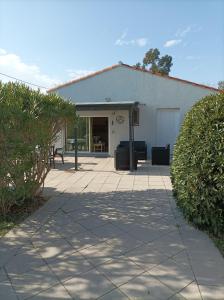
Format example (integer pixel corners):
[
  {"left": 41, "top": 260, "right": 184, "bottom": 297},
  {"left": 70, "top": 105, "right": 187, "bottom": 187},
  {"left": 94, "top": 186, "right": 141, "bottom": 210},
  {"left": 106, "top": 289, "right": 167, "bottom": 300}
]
[
  {"left": 134, "top": 141, "right": 146, "bottom": 151},
  {"left": 119, "top": 141, "right": 146, "bottom": 150},
  {"left": 119, "top": 141, "right": 129, "bottom": 147},
  {"left": 118, "top": 141, "right": 147, "bottom": 160}
]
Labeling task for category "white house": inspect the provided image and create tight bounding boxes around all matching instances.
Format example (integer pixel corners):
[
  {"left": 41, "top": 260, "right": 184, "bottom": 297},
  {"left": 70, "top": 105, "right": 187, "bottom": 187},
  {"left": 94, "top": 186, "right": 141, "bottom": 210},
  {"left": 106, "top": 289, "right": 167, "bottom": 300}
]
[{"left": 48, "top": 63, "right": 218, "bottom": 158}]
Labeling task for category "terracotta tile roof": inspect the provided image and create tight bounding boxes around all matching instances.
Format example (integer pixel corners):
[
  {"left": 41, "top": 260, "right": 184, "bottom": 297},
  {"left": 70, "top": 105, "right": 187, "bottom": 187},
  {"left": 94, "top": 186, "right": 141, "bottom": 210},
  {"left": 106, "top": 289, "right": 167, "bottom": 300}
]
[{"left": 47, "top": 63, "right": 219, "bottom": 92}]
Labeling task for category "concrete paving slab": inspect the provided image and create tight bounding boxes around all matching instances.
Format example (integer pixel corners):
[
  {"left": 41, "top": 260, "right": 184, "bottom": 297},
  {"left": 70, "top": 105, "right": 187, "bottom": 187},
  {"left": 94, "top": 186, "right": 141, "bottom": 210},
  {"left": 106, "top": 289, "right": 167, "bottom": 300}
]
[
  {"left": 63, "top": 268, "right": 116, "bottom": 300},
  {"left": 10, "top": 265, "right": 59, "bottom": 300},
  {"left": 169, "top": 293, "right": 187, "bottom": 300},
  {"left": 148, "top": 258, "right": 194, "bottom": 293},
  {"left": 29, "top": 283, "right": 72, "bottom": 299},
  {"left": 126, "top": 243, "right": 168, "bottom": 271},
  {"left": 48, "top": 251, "right": 94, "bottom": 282},
  {"left": 190, "top": 258, "right": 224, "bottom": 286},
  {"left": 150, "top": 230, "right": 186, "bottom": 257},
  {"left": 97, "top": 256, "right": 143, "bottom": 286},
  {"left": 79, "top": 241, "right": 122, "bottom": 267},
  {"left": 199, "top": 284, "right": 224, "bottom": 300},
  {"left": 171, "top": 250, "right": 192, "bottom": 269},
  {"left": 77, "top": 215, "right": 110, "bottom": 230},
  {"left": 90, "top": 223, "right": 125, "bottom": 241},
  {"left": 105, "top": 234, "right": 144, "bottom": 254},
  {"left": 5, "top": 246, "right": 45, "bottom": 276},
  {"left": 0, "top": 267, "right": 7, "bottom": 282},
  {"left": 98, "top": 288, "right": 129, "bottom": 300},
  {"left": 66, "top": 230, "right": 102, "bottom": 251},
  {"left": 178, "top": 281, "right": 202, "bottom": 300},
  {"left": 35, "top": 237, "right": 77, "bottom": 263},
  {"left": 0, "top": 280, "right": 18, "bottom": 300},
  {"left": 119, "top": 272, "right": 174, "bottom": 300}
]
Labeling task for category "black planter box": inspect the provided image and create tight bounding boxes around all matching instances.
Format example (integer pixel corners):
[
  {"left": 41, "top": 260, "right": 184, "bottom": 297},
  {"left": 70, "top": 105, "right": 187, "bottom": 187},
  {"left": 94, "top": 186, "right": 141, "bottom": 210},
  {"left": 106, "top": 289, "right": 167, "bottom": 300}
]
[{"left": 151, "top": 144, "right": 170, "bottom": 165}]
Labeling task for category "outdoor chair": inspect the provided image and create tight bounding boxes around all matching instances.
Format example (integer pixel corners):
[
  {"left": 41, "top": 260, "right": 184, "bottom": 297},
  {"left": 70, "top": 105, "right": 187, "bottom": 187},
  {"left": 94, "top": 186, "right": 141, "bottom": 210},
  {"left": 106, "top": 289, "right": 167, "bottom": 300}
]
[
  {"left": 118, "top": 141, "right": 147, "bottom": 160},
  {"left": 151, "top": 144, "right": 170, "bottom": 165},
  {"left": 49, "top": 146, "right": 64, "bottom": 168},
  {"left": 114, "top": 145, "right": 137, "bottom": 170}
]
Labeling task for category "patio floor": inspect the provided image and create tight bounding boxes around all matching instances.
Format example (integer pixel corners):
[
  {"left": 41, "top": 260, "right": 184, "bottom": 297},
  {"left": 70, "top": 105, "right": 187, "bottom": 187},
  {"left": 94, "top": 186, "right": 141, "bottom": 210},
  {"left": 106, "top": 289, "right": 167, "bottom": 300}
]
[{"left": 0, "top": 156, "right": 224, "bottom": 300}]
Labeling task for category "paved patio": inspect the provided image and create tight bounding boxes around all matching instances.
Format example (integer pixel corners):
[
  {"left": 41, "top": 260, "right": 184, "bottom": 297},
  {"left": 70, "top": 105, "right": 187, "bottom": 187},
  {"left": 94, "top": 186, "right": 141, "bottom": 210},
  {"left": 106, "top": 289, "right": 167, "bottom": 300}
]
[{"left": 0, "top": 156, "right": 224, "bottom": 300}]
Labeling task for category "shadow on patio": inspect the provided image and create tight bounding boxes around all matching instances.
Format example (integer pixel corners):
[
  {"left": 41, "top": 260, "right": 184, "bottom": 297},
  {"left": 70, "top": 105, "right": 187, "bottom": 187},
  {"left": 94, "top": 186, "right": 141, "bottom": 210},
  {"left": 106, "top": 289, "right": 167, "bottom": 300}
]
[{"left": 0, "top": 157, "right": 223, "bottom": 299}]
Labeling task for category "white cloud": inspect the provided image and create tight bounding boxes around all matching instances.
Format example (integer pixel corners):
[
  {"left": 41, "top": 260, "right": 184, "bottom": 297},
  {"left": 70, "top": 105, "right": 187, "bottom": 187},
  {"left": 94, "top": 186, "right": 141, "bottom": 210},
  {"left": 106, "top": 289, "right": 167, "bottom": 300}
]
[
  {"left": 66, "top": 69, "right": 95, "bottom": 79},
  {"left": 115, "top": 39, "right": 134, "bottom": 46},
  {"left": 120, "top": 30, "right": 128, "bottom": 40},
  {"left": 164, "top": 39, "right": 182, "bottom": 48},
  {"left": 164, "top": 25, "right": 202, "bottom": 49},
  {"left": 0, "top": 48, "right": 7, "bottom": 55},
  {"left": 0, "top": 49, "right": 60, "bottom": 91},
  {"left": 135, "top": 38, "right": 148, "bottom": 47},
  {"left": 115, "top": 30, "right": 148, "bottom": 47},
  {"left": 175, "top": 25, "right": 202, "bottom": 38},
  {"left": 176, "top": 26, "right": 192, "bottom": 37}
]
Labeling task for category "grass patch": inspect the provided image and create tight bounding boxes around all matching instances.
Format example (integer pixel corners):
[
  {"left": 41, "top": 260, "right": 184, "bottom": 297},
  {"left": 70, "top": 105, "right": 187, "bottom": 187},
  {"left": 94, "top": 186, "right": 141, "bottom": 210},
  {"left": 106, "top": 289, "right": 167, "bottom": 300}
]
[{"left": 0, "top": 196, "right": 47, "bottom": 237}]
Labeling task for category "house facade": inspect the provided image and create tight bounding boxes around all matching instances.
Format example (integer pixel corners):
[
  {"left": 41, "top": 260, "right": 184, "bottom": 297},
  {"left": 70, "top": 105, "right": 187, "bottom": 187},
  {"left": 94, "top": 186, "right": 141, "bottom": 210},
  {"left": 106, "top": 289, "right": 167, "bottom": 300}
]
[{"left": 49, "top": 64, "right": 218, "bottom": 158}]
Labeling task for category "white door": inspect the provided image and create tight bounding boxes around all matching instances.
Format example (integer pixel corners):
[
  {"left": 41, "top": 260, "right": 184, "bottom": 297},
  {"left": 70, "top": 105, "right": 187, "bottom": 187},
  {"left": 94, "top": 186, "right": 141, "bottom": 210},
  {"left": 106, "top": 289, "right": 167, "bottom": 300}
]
[{"left": 156, "top": 108, "right": 180, "bottom": 153}]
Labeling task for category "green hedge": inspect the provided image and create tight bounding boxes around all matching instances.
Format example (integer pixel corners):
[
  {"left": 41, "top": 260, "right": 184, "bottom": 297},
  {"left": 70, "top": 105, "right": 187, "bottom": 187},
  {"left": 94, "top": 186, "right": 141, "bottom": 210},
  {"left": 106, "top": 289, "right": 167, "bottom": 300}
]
[
  {"left": 171, "top": 92, "right": 224, "bottom": 238},
  {"left": 0, "top": 82, "right": 76, "bottom": 215}
]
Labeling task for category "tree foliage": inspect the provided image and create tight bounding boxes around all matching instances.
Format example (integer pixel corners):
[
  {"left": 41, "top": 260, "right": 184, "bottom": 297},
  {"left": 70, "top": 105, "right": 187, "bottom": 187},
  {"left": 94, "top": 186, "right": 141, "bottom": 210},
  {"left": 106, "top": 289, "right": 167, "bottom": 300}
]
[
  {"left": 218, "top": 80, "right": 224, "bottom": 90},
  {"left": 0, "top": 82, "right": 76, "bottom": 215},
  {"left": 171, "top": 92, "right": 224, "bottom": 238},
  {"left": 134, "top": 48, "right": 173, "bottom": 75}
]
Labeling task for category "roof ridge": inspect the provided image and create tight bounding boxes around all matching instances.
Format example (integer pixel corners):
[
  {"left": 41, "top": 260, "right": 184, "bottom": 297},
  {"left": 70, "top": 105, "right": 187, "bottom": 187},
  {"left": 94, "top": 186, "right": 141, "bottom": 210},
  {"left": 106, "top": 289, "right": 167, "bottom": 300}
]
[{"left": 47, "top": 63, "right": 219, "bottom": 92}]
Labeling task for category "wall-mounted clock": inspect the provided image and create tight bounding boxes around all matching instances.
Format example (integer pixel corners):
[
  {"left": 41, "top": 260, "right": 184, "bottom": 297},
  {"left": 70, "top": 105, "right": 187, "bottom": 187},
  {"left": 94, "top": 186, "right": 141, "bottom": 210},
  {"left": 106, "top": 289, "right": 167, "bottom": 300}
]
[{"left": 116, "top": 115, "right": 125, "bottom": 124}]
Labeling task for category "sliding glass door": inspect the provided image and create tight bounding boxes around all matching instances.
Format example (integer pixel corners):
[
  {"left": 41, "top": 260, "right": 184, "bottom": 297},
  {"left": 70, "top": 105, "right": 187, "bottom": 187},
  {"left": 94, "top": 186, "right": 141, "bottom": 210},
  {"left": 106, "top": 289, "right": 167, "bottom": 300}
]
[
  {"left": 77, "top": 117, "right": 89, "bottom": 151},
  {"left": 66, "top": 116, "right": 108, "bottom": 152},
  {"left": 66, "top": 117, "right": 89, "bottom": 151}
]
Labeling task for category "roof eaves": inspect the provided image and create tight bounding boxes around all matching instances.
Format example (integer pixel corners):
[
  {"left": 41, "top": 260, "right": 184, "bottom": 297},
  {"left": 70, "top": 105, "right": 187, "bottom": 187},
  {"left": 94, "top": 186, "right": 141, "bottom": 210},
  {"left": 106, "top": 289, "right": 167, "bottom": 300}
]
[
  {"left": 47, "top": 64, "right": 121, "bottom": 92},
  {"left": 75, "top": 101, "right": 139, "bottom": 111},
  {"left": 121, "top": 64, "right": 219, "bottom": 92}
]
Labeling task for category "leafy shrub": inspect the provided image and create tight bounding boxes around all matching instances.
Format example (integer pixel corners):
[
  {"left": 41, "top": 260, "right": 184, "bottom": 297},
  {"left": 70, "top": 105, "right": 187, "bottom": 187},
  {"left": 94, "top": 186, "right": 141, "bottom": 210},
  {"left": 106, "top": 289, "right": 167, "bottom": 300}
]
[
  {"left": 0, "top": 82, "right": 75, "bottom": 215},
  {"left": 171, "top": 92, "right": 224, "bottom": 238}
]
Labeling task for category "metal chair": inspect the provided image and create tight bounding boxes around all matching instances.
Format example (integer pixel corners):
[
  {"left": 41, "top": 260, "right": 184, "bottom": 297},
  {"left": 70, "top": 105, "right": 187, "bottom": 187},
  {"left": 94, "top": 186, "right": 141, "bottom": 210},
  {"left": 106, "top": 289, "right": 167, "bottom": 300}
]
[{"left": 49, "top": 146, "right": 64, "bottom": 168}]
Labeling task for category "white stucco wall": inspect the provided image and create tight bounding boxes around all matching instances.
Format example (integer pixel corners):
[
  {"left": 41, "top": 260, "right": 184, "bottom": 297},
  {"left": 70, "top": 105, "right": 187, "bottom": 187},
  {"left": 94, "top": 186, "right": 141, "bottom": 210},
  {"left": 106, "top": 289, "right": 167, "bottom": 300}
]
[{"left": 53, "top": 65, "right": 217, "bottom": 157}]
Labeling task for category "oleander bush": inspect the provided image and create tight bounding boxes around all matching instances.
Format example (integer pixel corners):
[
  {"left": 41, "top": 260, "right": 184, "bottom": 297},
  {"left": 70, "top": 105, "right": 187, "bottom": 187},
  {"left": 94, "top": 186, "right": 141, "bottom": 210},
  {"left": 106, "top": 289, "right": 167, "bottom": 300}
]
[
  {"left": 171, "top": 92, "right": 224, "bottom": 238},
  {"left": 0, "top": 82, "right": 75, "bottom": 215}
]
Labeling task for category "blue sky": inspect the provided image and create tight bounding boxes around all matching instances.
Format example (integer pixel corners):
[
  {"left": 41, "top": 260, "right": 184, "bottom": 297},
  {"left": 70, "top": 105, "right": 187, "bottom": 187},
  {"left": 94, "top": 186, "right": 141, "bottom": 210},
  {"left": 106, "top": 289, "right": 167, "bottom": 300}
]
[{"left": 0, "top": 0, "right": 223, "bottom": 90}]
